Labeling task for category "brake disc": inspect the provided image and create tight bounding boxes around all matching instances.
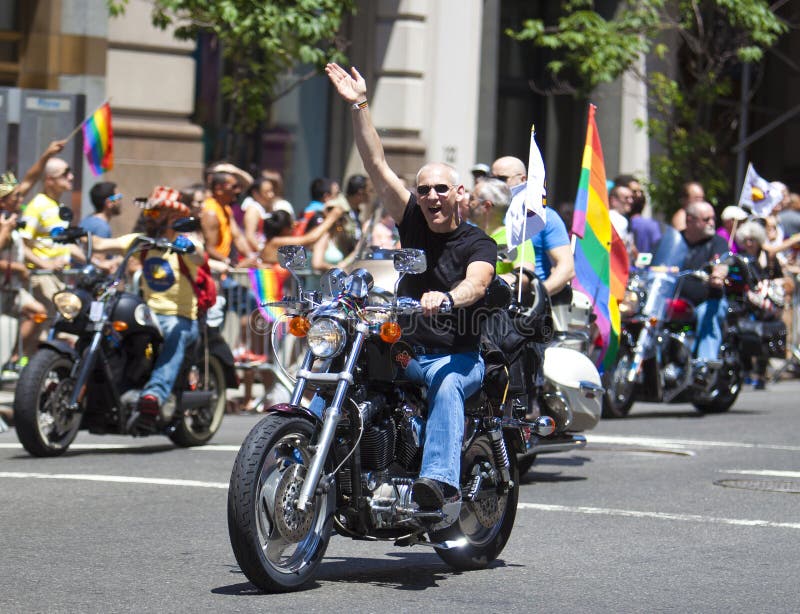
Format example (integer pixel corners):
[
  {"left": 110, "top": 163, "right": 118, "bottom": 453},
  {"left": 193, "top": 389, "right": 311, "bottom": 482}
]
[{"left": 273, "top": 465, "right": 315, "bottom": 542}]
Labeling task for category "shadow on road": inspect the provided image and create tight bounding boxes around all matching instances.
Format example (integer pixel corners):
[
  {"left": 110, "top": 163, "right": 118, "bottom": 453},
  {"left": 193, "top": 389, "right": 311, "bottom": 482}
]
[
  {"left": 7, "top": 443, "right": 179, "bottom": 460},
  {"left": 214, "top": 555, "right": 516, "bottom": 594}
]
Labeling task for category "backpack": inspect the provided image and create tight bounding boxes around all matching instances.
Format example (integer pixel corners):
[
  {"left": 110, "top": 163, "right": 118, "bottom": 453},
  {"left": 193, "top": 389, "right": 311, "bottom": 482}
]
[{"left": 140, "top": 245, "right": 217, "bottom": 315}]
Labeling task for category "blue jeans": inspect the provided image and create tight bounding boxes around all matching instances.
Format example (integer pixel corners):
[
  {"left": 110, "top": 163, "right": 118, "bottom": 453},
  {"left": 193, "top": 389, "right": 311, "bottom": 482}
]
[
  {"left": 403, "top": 352, "right": 484, "bottom": 489},
  {"left": 694, "top": 297, "right": 728, "bottom": 361},
  {"left": 143, "top": 314, "right": 199, "bottom": 404}
]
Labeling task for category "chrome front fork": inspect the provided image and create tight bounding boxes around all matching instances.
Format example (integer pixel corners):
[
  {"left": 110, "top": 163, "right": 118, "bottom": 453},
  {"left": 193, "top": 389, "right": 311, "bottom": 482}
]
[{"left": 296, "top": 325, "right": 368, "bottom": 511}]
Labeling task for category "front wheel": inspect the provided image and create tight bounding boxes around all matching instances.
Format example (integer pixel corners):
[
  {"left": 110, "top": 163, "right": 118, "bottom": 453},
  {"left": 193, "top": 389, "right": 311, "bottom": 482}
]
[
  {"left": 227, "top": 414, "right": 334, "bottom": 592},
  {"left": 431, "top": 433, "right": 519, "bottom": 570},
  {"left": 169, "top": 355, "right": 227, "bottom": 447},
  {"left": 13, "top": 349, "right": 80, "bottom": 457},
  {"left": 602, "top": 346, "right": 636, "bottom": 419}
]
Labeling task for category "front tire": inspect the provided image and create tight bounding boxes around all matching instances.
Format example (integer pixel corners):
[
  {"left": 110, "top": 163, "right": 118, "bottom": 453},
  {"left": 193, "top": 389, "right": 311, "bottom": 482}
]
[
  {"left": 169, "top": 355, "right": 227, "bottom": 447},
  {"left": 228, "top": 414, "right": 334, "bottom": 592},
  {"left": 431, "top": 434, "right": 519, "bottom": 570},
  {"left": 602, "top": 346, "right": 636, "bottom": 419},
  {"left": 13, "top": 349, "right": 80, "bottom": 457}
]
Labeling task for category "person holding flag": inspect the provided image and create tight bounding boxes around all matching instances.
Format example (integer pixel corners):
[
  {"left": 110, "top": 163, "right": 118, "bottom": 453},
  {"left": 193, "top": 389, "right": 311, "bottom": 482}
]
[{"left": 491, "top": 155, "right": 574, "bottom": 298}]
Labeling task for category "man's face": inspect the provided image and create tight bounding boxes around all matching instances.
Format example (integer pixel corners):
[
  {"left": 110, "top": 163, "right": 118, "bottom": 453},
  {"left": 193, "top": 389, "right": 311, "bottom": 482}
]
[
  {"left": 628, "top": 181, "right": 645, "bottom": 208},
  {"left": 46, "top": 161, "right": 74, "bottom": 194},
  {"left": 490, "top": 160, "right": 525, "bottom": 187},
  {"left": 686, "top": 204, "right": 716, "bottom": 240},
  {"left": 214, "top": 174, "right": 239, "bottom": 205},
  {"left": 107, "top": 192, "right": 123, "bottom": 216},
  {"left": 611, "top": 187, "right": 634, "bottom": 214},
  {"left": 143, "top": 207, "right": 172, "bottom": 236},
  {"left": 416, "top": 165, "right": 461, "bottom": 232}
]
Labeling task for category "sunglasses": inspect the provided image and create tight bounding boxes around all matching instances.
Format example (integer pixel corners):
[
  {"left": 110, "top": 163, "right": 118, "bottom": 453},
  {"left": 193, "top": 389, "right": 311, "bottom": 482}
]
[
  {"left": 142, "top": 208, "right": 163, "bottom": 218},
  {"left": 491, "top": 173, "right": 521, "bottom": 183},
  {"left": 53, "top": 167, "right": 72, "bottom": 179},
  {"left": 417, "top": 184, "right": 453, "bottom": 196},
  {"left": 107, "top": 193, "right": 123, "bottom": 202}
]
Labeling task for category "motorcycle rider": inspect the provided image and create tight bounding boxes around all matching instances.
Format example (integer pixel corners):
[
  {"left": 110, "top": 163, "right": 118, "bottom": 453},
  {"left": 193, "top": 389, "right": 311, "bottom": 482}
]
[
  {"left": 90, "top": 186, "right": 205, "bottom": 428},
  {"left": 680, "top": 201, "right": 729, "bottom": 369},
  {"left": 325, "top": 62, "right": 497, "bottom": 512}
]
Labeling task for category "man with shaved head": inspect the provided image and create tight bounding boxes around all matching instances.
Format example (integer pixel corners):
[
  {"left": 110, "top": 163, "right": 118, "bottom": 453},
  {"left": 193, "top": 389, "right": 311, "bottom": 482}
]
[
  {"left": 491, "top": 155, "right": 575, "bottom": 299},
  {"left": 326, "top": 62, "right": 497, "bottom": 516}
]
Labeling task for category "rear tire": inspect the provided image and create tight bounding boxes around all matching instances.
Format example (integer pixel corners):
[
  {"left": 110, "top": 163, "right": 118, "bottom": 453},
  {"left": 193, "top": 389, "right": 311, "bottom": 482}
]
[
  {"left": 13, "top": 349, "right": 80, "bottom": 457},
  {"left": 169, "top": 355, "right": 227, "bottom": 447},
  {"left": 431, "top": 434, "right": 519, "bottom": 570},
  {"left": 228, "top": 414, "right": 334, "bottom": 592}
]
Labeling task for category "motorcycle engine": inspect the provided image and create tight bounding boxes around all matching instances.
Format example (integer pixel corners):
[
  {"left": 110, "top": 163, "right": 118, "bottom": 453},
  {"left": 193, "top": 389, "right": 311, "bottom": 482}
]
[{"left": 661, "top": 331, "right": 694, "bottom": 390}]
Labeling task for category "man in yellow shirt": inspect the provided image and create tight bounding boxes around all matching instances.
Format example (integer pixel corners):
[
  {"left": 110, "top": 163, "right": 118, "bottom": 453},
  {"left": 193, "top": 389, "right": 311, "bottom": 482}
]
[{"left": 93, "top": 187, "right": 205, "bottom": 424}]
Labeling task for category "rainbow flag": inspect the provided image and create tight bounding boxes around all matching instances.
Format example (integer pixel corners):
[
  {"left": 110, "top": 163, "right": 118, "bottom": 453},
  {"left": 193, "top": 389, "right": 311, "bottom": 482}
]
[
  {"left": 571, "top": 104, "right": 629, "bottom": 371},
  {"left": 82, "top": 102, "right": 113, "bottom": 176},
  {"left": 248, "top": 266, "right": 289, "bottom": 322}
]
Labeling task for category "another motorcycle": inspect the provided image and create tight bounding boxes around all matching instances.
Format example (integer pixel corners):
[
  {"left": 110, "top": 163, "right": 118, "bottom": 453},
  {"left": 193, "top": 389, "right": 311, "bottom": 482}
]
[
  {"left": 491, "top": 275, "right": 603, "bottom": 475},
  {"left": 227, "top": 246, "right": 554, "bottom": 592},
  {"left": 13, "top": 217, "right": 238, "bottom": 457},
  {"left": 603, "top": 227, "right": 744, "bottom": 418}
]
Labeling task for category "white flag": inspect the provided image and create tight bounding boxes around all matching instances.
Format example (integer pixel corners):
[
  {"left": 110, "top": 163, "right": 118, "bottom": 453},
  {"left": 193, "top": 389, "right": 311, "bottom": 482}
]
[
  {"left": 738, "top": 163, "right": 782, "bottom": 217},
  {"left": 504, "top": 125, "right": 547, "bottom": 249}
]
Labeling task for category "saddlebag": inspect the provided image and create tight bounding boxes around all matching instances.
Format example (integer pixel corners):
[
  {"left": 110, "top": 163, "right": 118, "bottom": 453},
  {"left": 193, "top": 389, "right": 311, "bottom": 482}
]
[{"left": 738, "top": 318, "right": 787, "bottom": 359}]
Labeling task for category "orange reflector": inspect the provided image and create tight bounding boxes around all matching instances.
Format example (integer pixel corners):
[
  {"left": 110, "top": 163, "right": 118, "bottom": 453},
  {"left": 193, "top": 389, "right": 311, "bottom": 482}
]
[
  {"left": 32, "top": 313, "right": 48, "bottom": 324},
  {"left": 112, "top": 321, "right": 129, "bottom": 332},
  {"left": 288, "top": 316, "right": 310, "bottom": 337},
  {"left": 379, "top": 321, "right": 402, "bottom": 343},
  {"left": 648, "top": 316, "right": 659, "bottom": 327}
]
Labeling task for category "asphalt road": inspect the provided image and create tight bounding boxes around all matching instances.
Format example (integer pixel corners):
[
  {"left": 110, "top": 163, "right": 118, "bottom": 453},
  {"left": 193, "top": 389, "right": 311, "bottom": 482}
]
[{"left": 2, "top": 379, "right": 799, "bottom": 613}]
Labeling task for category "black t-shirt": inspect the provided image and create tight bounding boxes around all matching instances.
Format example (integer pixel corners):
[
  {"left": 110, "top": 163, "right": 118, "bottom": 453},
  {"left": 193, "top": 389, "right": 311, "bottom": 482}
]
[
  {"left": 398, "top": 193, "right": 497, "bottom": 350},
  {"left": 680, "top": 232, "right": 728, "bottom": 305}
]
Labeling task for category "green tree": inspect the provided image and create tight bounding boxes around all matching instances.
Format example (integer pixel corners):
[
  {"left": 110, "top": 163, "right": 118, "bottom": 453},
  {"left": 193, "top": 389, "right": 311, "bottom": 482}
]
[
  {"left": 106, "top": 0, "right": 356, "bottom": 134},
  {"left": 508, "top": 0, "right": 786, "bottom": 214}
]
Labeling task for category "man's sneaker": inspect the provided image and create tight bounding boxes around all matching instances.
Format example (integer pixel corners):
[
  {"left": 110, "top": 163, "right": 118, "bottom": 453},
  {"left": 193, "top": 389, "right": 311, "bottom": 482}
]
[
  {"left": 411, "top": 477, "right": 461, "bottom": 511},
  {"left": 130, "top": 394, "right": 160, "bottom": 434}
]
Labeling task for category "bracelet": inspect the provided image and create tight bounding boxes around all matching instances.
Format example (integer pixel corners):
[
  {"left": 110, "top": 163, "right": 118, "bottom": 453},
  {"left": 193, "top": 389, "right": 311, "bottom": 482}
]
[
  {"left": 352, "top": 99, "right": 368, "bottom": 110},
  {"left": 444, "top": 291, "right": 454, "bottom": 309}
]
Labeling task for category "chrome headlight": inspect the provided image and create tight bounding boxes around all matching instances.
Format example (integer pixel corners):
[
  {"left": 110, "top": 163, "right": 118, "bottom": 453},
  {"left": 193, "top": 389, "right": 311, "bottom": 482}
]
[
  {"left": 53, "top": 291, "right": 83, "bottom": 321},
  {"left": 307, "top": 318, "right": 346, "bottom": 358}
]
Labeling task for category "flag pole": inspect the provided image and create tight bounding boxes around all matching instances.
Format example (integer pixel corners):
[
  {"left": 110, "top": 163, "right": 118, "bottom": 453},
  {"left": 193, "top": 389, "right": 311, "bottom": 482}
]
[{"left": 61, "top": 98, "right": 111, "bottom": 143}]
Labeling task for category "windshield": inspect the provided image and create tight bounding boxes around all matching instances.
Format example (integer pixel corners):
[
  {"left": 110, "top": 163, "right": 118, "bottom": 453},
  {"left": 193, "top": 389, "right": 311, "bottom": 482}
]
[{"left": 651, "top": 226, "right": 688, "bottom": 269}]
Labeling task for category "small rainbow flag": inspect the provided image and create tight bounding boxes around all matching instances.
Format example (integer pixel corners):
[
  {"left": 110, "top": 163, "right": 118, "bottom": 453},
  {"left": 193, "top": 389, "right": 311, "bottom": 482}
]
[
  {"left": 82, "top": 102, "right": 113, "bottom": 176},
  {"left": 571, "top": 104, "right": 629, "bottom": 372},
  {"left": 248, "top": 266, "right": 290, "bottom": 322}
]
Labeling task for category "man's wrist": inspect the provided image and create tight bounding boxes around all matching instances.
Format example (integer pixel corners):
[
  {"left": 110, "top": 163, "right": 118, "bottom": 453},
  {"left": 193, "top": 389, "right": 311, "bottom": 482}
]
[{"left": 443, "top": 291, "right": 454, "bottom": 309}]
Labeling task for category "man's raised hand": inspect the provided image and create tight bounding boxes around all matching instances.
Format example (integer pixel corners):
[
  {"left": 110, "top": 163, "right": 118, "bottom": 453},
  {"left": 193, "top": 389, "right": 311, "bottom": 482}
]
[{"left": 325, "top": 63, "right": 367, "bottom": 105}]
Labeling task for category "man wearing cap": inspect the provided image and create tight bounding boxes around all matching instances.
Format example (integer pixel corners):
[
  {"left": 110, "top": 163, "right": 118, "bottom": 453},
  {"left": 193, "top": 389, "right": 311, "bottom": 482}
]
[
  {"left": 717, "top": 205, "right": 749, "bottom": 253},
  {"left": 92, "top": 187, "right": 206, "bottom": 426}
]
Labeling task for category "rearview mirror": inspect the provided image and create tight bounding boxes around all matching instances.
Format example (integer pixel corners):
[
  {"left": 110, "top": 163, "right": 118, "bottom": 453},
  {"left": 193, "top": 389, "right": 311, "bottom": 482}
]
[
  {"left": 171, "top": 216, "right": 200, "bottom": 233},
  {"left": 58, "top": 205, "right": 73, "bottom": 222},
  {"left": 393, "top": 249, "right": 426, "bottom": 275},
  {"left": 277, "top": 245, "right": 308, "bottom": 271}
]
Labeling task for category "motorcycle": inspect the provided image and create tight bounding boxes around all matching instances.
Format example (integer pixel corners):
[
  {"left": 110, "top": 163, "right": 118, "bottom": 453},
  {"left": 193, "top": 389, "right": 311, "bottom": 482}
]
[
  {"left": 603, "top": 227, "right": 744, "bottom": 418},
  {"left": 227, "top": 245, "right": 555, "bottom": 592},
  {"left": 13, "top": 216, "right": 238, "bottom": 457},
  {"left": 489, "top": 274, "right": 603, "bottom": 476}
]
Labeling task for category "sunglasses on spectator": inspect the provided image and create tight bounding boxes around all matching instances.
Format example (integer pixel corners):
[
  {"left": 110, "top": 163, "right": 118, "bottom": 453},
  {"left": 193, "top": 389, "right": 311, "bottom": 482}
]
[
  {"left": 416, "top": 184, "right": 453, "bottom": 196},
  {"left": 107, "top": 193, "right": 123, "bottom": 202},
  {"left": 142, "top": 208, "right": 163, "bottom": 218},
  {"left": 53, "top": 166, "right": 72, "bottom": 179},
  {"left": 491, "top": 173, "right": 522, "bottom": 183}
]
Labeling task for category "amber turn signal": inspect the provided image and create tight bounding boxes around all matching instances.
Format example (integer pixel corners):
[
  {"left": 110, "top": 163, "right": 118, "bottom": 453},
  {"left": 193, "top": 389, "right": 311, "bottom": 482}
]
[
  {"left": 32, "top": 313, "right": 48, "bottom": 324},
  {"left": 289, "top": 316, "right": 311, "bottom": 337},
  {"left": 379, "top": 321, "right": 402, "bottom": 343},
  {"left": 112, "top": 321, "right": 129, "bottom": 332}
]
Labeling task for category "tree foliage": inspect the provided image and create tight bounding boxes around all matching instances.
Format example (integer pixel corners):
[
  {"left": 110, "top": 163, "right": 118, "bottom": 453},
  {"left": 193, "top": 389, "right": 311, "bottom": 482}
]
[
  {"left": 508, "top": 0, "right": 787, "bottom": 213},
  {"left": 106, "top": 0, "right": 356, "bottom": 132}
]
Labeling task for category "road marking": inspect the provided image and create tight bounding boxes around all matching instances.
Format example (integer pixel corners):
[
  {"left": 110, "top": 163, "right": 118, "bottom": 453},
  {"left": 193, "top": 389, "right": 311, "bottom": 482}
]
[
  {"left": 0, "top": 442, "right": 242, "bottom": 451},
  {"left": 722, "top": 469, "right": 800, "bottom": 478},
  {"left": 518, "top": 503, "right": 800, "bottom": 530},
  {"left": 0, "top": 471, "right": 228, "bottom": 489},
  {"left": 589, "top": 434, "right": 800, "bottom": 452}
]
